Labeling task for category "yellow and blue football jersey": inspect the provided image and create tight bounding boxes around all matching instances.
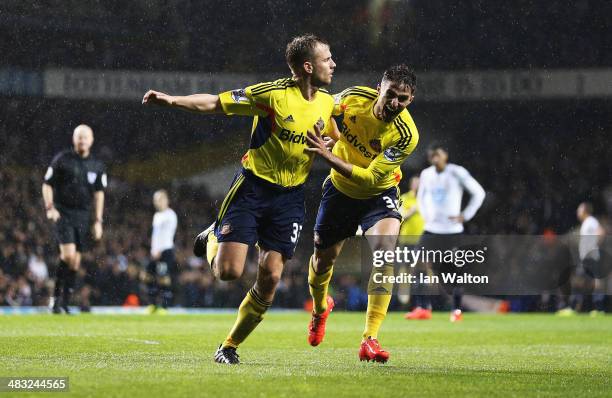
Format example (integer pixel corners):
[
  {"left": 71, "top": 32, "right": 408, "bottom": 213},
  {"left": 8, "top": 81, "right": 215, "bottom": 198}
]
[
  {"left": 219, "top": 78, "right": 335, "bottom": 188},
  {"left": 330, "top": 86, "right": 419, "bottom": 199},
  {"left": 399, "top": 190, "right": 425, "bottom": 244}
]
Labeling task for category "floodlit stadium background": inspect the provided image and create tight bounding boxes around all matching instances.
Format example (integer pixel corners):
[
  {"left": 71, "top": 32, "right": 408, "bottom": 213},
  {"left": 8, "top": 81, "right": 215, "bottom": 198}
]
[{"left": 1, "top": 0, "right": 610, "bottom": 312}]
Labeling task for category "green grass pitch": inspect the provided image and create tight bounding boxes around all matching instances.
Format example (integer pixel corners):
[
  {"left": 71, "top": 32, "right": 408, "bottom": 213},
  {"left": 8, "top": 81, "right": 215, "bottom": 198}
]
[{"left": 1, "top": 312, "right": 611, "bottom": 397}]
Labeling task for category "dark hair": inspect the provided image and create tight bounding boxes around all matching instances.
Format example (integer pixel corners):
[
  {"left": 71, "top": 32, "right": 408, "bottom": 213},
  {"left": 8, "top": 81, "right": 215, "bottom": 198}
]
[
  {"left": 383, "top": 64, "right": 417, "bottom": 93},
  {"left": 286, "top": 34, "right": 328, "bottom": 74},
  {"left": 428, "top": 141, "right": 448, "bottom": 153}
]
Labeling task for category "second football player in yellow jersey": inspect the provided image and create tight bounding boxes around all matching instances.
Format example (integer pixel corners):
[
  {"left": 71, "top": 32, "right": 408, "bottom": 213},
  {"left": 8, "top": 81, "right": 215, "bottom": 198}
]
[
  {"left": 399, "top": 176, "right": 425, "bottom": 244},
  {"left": 143, "top": 34, "right": 336, "bottom": 364},
  {"left": 330, "top": 84, "right": 418, "bottom": 199},
  {"left": 303, "top": 64, "right": 419, "bottom": 363}
]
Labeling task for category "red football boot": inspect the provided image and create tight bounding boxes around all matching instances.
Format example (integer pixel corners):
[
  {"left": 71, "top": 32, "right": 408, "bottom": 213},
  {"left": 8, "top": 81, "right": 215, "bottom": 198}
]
[
  {"left": 450, "top": 309, "right": 463, "bottom": 322},
  {"left": 359, "top": 337, "right": 390, "bottom": 363},
  {"left": 308, "top": 296, "right": 335, "bottom": 346},
  {"left": 404, "top": 307, "right": 433, "bottom": 320}
]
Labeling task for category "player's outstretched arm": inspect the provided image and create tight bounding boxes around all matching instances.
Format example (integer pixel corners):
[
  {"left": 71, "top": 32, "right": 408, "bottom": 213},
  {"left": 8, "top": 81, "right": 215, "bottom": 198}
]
[{"left": 142, "top": 90, "right": 223, "bottom": 114}]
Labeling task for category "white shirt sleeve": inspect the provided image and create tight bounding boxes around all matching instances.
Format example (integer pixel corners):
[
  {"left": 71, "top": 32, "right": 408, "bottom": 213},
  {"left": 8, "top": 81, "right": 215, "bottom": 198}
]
[{"left": 455, "top": 166, "right": 485, "bottom": 222}]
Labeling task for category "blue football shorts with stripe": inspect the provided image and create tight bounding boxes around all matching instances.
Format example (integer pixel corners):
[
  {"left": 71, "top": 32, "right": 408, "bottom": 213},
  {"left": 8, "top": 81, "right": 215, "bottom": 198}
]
[
  {"left": 214, "top": 169, "right": 305, "bottom": 259},
  {"left": 314, "top": 178, "right": 402, "bottom": 250}
]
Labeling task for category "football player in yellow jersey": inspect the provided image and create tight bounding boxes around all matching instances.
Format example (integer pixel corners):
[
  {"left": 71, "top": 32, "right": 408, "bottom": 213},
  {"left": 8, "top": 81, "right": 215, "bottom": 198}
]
[
  {"left": 397, "top": 176, "right": 430, "bottom": 318},
  {"left": 399, "top": 176, "right": 425, "bottom": 244},
  {"left": 304, "top": 65, "right": 419, "bottom": 363},
  {"left": 142, "top": 34, "right": 336, "bottom": 364}
]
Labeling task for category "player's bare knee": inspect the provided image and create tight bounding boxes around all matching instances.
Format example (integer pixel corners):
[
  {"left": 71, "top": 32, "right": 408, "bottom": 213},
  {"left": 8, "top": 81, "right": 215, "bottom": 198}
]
[
  {"left": 217, "top": 262, "right": 242, "bottom": 281},
  {"left": 263, "top": 269, "right": 282, "bottom": 288},
  {"left": 219, "top": 269, "right": 241, "bottom": 281},
  {"left": 61, "top": 253, "right": 78, "bottom": 268}
]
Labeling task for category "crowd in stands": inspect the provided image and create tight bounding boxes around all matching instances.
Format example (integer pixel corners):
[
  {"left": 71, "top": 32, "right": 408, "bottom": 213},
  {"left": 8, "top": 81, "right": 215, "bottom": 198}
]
[
  {"left": 1, "top": 0, "right": 609, "bottom": 72},
  {"left": 0, "top": 166, "right": 311, "bottom": 309},
  {"left": 0, "top": 0, "right": 610, "bottom": 310},
  {"left": 0, "top": 98, "right": 609, "bottom": 310}
]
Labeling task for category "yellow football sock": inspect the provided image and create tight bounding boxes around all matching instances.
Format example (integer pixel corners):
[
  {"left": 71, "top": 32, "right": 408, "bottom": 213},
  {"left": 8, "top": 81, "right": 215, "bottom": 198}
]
[
  {"left": 363, "top": 264, "right": 394, "bottom": 339},
  {"left": 206, "top": 230, "right": 219, "bottom": 267},
  {"left": 308, "top": 256, "right": 333, "bottom": 314},
  {"left": 223, "top": 287, "right": 271, "bottom": 348}
]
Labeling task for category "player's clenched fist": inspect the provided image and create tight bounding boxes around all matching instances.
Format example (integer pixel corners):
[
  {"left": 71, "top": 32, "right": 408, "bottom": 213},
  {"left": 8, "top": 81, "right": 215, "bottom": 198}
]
[{"left": 142, "top": 90, "right": 174, "bottom": 106}]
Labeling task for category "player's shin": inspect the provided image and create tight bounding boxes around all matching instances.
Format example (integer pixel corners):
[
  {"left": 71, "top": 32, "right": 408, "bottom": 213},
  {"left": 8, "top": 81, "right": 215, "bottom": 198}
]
[
  {"left": 363, "top": 264, "right": 394, "bottom": 339},
  {"left": 223, "top": 287, "right": 271, "bottom": 348},
  {"left": 308, "top": 256, "right": 333, "bottom": 314}
]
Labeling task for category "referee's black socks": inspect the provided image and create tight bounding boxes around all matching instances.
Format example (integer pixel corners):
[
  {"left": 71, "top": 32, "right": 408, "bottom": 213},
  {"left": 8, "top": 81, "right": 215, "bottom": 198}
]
[
  {"left": 53, "top": 260, "right": 68, "bottom": 303},
  {"left": 62, "top": 267, "right": 77, "bottom": 308}
]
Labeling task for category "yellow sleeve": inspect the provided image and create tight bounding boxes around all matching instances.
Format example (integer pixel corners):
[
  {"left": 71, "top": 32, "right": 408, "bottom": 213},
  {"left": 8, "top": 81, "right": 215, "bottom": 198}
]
[
  {"left": 350, "top": 131, "right": 419, "bottom": 187},
  {"left": 333, "top": 86, "right": 378, "bottom": 116},
  {"left": 219, "top": 81, "right": 278, "bottom": 117},
  {"left": 332, "top": 89, "right": 350, "bottom": 116}
]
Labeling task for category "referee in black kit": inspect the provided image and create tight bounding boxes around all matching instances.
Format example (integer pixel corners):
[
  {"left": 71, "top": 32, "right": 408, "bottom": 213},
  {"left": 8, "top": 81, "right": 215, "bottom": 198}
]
[{"left": 42, "top": 124, "right": 107, "bottom": 314}]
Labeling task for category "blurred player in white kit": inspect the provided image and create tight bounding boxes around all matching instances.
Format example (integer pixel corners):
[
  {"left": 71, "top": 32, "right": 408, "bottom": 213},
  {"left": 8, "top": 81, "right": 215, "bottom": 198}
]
[
  {"left": 146, "top": 190, "right": 178, "bottom": 314},
  {"left": 558, "top": 202, "right": 607, "bottom": 316},
  {"left": 405, "top": 142, "right": 485, "bottom": 322}
]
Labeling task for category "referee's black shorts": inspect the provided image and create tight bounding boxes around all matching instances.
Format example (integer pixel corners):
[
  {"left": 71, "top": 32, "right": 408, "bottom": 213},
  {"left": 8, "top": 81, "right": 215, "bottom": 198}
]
[
  {"left": 419, "top": 231, "right": 468, "bottom": 289},
  {"left": 146, "top": 249, "right": 178, "bottom": 278},
  {"left": 54, "top": 208, "right": 93, "bottom": 252}
]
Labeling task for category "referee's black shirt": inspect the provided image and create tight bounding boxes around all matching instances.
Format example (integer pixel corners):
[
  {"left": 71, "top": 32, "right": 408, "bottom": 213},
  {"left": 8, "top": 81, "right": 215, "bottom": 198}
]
[{"left": 43, "top": 149, "right": 107, "bottom": 211}]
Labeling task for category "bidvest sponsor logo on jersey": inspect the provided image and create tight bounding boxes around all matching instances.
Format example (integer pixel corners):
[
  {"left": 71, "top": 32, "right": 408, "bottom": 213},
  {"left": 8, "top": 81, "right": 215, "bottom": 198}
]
[
  {"left": 279, "top": 116, "right": 323, "bottom": 145},
  {"left": 340, "top": 121, "right": 376, "bottom": 159},
  {"left": 279, "top": 128, "right": 307, "bottom": 144}
]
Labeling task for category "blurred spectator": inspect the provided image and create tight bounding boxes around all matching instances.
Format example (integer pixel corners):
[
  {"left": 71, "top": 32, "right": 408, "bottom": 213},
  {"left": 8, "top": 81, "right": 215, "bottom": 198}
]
[
  {"left": 28, "top": 247, "right": 48, "bottom": 283},
  {"left": 0, "top": 0, "right": 609, "bottom": 309},
  {"left": 0, "top": 97, "right": 609, "bottom": 310}
]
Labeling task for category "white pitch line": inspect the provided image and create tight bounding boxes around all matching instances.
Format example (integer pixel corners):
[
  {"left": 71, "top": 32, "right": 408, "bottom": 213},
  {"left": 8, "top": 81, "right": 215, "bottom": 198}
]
[{"left": 125, "top": 338, "right": 160, "bottom": 345}]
